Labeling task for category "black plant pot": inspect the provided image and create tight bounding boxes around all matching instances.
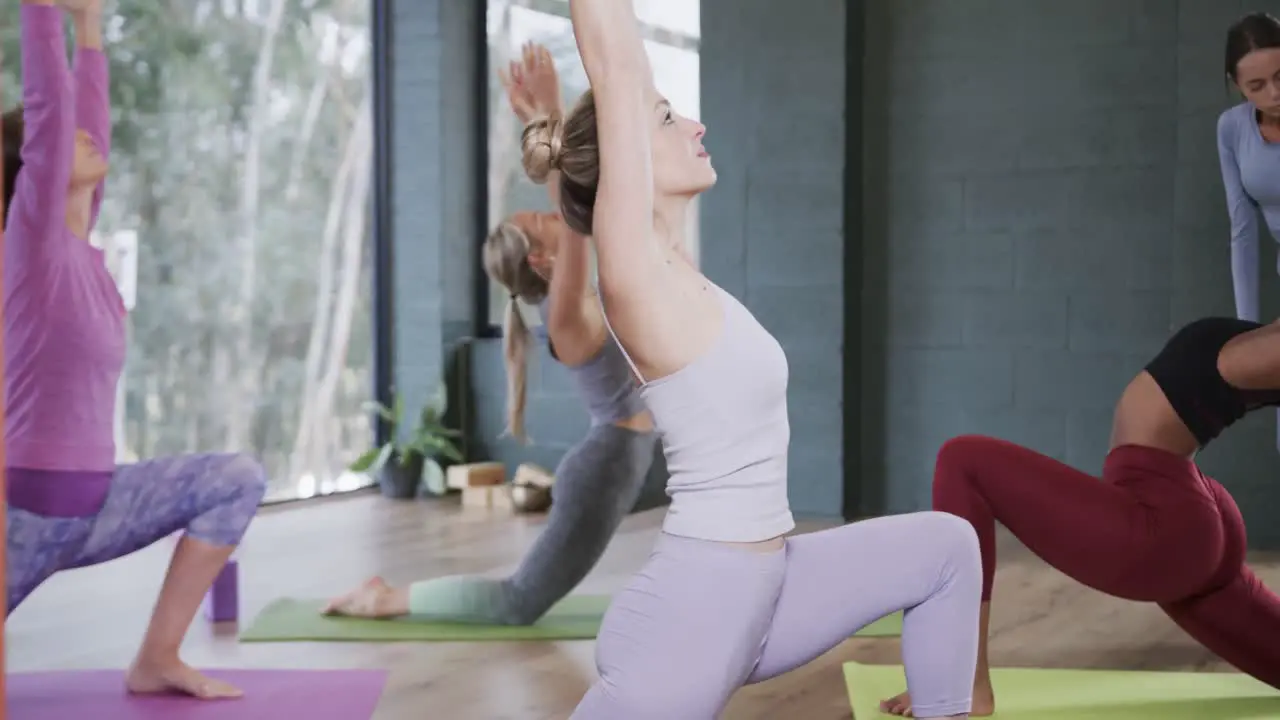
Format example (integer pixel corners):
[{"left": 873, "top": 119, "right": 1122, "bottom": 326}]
[{"left": 378, "top": 452, "right": 423, "bottom": 500}]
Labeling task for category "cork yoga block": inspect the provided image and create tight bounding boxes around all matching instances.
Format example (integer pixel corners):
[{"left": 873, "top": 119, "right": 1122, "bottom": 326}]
[
  {"left": 461, "top": 485, "right": 514, "bottom": 511},
  {"left": 513, "top": 463, "right": 554, "bottom": 489},
  {"left": 446, "top": 461, "right": 506, "bottom": 490}
]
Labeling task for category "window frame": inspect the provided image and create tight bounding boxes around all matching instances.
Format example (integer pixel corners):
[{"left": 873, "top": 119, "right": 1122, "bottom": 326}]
[{"left": 372, "top": 0, "right": 398, "bottom": 442}]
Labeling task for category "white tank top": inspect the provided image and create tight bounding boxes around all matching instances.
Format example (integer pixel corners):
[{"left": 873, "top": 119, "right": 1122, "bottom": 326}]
[{"left": 604, "top": 284, "right": 795, "bottom": 542}]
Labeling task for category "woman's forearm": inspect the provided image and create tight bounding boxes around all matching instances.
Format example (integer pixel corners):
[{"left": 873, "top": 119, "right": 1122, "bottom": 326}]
[
  {"left": 72, "top": 8, "right": 110, "bottom": 226},
  {"left": 545, "top": 222, "right": 594, "bottom": 332},
  {"left": 570, "top": 0, "right": 650, "bottom": 88},
  {"left": 72, "top": 8, "right": 103, "bottom": 49},
  {"left": 1231, "top": 234, "right": 1261, "bottom": 323},
  {"left": 1219, "top": 112, "right": 1262, "bottom": 323},
  {"left": 14, "top": 3, "right": 75, "bottom": 235}
]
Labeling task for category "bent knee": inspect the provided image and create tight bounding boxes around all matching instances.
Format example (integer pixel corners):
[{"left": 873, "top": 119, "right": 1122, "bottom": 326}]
[
  {"left": 496, "top": 598, "right": 547, "bottom": 627},
  {"left": 934, "top": 435, "right": 996, "bottom": 475},
  {"left": 187, "top": 454, "right": 266, "bottom": 547},
  {"left": 933, "top": 434, "right": 1000, "bottom": 501},
  {"left": 917, "top": 511, "right": 981, "bottom": 579},
  {"left": 917, "top": 511, "right": 978, "bottom": 551},
  {"left": 212, "top": 453, "right": 268, "bottom": 504}
]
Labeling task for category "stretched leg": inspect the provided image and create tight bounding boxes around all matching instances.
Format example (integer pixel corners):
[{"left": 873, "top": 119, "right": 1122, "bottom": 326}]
[
  {"left": 70, "top": 453, "right": 266, "bottom": 700},
  {"left": 571, "top": 533, "right": 785, "bottom": 719},
  {"left": 744, "top": 512, "right": 980, "bottom": 720},
  {"left": 326, "top": 427, "right": 656, "bottom": 624},
  {"left": 1161, "top": 567, "right": 1280, "bottom": 689},
  {"left": 1160, "top": 476, "right": 1280, "bottom": 689},
  {"left": 500, "top": 427, "right": 655, "bottom": 621},
  {"left": 931, "top": 435, "right": 1204, "bottom": 601},
  {"left": 882, "top": 435, "right": 1223, "bottom": 716},
  {"left": 6, "top": 509, "right": 92, "bottom": 614}
]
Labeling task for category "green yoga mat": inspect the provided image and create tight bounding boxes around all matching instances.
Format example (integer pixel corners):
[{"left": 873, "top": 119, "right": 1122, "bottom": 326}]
[
  {"left": 240, "top": 595, "right": 903, "bottom": 643},
  {"left": 240, "top": 595, "right": 611, "bottom": 642},
  {"left": 844, "top": 661, "right": 1280, "bottom": 719}
]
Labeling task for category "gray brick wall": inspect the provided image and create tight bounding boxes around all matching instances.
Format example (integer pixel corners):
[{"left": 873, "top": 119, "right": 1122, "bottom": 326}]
[
  {"left": 862, "top": 0, "right": 1280, "bottom": 548},
  {"left": 699, "top": 0, "right": 847, "bottom": 518},
  {"left": 389, "top": 1, "right": 479, "bottom": 444},
  {"left": 393, "top": 2, "right": 1280, "bottom": 544}
]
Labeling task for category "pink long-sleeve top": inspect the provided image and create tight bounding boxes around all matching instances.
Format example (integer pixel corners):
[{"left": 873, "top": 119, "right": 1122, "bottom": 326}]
[{"left": 5, "top": 5, "right": 125, "bottom": 517}]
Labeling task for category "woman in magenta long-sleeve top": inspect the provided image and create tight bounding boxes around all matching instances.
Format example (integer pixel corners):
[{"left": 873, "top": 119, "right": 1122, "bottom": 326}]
[{"left": 2, "top": 0, "right": 267, "bottom": 699}]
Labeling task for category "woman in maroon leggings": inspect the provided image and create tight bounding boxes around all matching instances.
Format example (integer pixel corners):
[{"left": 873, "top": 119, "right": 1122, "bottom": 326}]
[{"left": 881, "top": 316, "right": 1280, "bottom": 717}]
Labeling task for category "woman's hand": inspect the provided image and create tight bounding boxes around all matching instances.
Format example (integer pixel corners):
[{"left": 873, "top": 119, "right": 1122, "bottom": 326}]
[{"left": 499, "top": 42, "right": 563, "bottom": 124}]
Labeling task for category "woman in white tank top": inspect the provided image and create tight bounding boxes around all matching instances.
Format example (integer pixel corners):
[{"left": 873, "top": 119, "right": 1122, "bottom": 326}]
[{"left": 520, "top": 3, "right": 985, "bottom": 717}]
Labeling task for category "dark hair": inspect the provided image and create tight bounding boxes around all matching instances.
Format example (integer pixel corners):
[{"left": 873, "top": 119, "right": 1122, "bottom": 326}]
[
  {"left": 1225, "top": 12, "right": 1280, "bottom": 81},
  {"left": 1, "top": 107, "right": 22, "bottom": 227}
]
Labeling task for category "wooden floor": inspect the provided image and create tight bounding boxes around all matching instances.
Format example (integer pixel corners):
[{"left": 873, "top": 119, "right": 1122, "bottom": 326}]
[{"left": 8, "top": 491, "right": 1280, "bottom": 719}]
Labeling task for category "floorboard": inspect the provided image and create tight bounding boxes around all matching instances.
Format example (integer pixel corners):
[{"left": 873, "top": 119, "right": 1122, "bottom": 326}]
[{"left": 8, "top": 491, "right": 1278, "bottom": 719}]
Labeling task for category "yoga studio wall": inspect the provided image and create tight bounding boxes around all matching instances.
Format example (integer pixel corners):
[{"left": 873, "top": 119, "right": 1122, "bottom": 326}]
[{"left": 859, "top": 0, "right": 1280, "bottom": 549}]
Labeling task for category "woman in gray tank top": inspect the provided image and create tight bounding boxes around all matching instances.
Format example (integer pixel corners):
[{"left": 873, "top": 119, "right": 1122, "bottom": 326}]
[
  {"left": 323, "top": 43, "right": 658, "bottom": 627},
  {"left": 529, "top": 2, "right": 984, "bottom": 718}
]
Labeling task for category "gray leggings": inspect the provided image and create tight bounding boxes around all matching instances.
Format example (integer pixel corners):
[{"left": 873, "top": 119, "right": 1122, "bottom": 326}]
[
  {"left": 408, "top": 423, "right": 658, "bottom": 624},
  {"left": 572, "top": 512, "right": 982, "bottom": 719}
]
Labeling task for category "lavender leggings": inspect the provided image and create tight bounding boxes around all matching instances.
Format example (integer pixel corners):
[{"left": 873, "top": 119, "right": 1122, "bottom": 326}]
[
  {"left": 572, "top": 511, "right": 981, "bottom": 719},
  {"left": 6, "top": 453, "right": 266, "bottom": 613}
]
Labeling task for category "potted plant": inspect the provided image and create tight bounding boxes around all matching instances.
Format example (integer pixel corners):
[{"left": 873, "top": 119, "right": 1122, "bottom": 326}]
[{"left": 349, "top": 385, "right": 464, "bottom": 499}]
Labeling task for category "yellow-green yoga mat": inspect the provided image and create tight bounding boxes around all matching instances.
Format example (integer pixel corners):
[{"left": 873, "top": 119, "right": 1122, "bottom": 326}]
[
  {"left": 240, "top": 596, "right": 903, "bottom": 642},
  {"left": 844, "top": 661, "right": 1280, "bottom": 719}
]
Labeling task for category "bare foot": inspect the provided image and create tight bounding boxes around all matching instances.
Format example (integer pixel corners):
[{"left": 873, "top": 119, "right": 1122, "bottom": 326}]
[
  {"left": 322, "top": 576, "right": 408, "bottom": 618},
  {"left": 126, "top": 658, "right": 242, "bottom": 700},
  {"left": 878, "top": 684, "right": 995, "bottom": 717},
  {"left": 879, "top": 689, "right": 915, "bottom": 717}
]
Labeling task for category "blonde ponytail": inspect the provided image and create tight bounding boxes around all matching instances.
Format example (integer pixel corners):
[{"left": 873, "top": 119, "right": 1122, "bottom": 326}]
[
  {"left": 501, "top": 295, "right": 533, "bottom": 443},
  {"left": 484, "top": 221, "right": 549, "bottom": 444}
]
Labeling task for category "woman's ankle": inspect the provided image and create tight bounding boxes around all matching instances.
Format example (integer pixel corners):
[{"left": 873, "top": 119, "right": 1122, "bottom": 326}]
[
  {"left": 131, "top": 645, "right": 183, "bottom": 669},
  {"left": 381, "top": 586, "right": 410, "bottom": 616}
]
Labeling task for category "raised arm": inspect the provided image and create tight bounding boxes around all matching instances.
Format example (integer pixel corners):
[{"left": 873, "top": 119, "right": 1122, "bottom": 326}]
[
  {"left": 538, "top": 168, "right": 605, "bottom": 362},
  {"left": 72, "top": 6, "right": 109, "bottom": 229},
  {"left": 502, "top": 43, "right": 570, "bottom": 216},
  {"left": 544, "top": 225, "right": 607, "bottom": 365},
  {"left": 1218, "top": 110, "right": 1262, "bottom": 322},
  {"left": 11, "top": 0, "right": 75, "bottom": 243},
  {"left": 502, "top": 43, "right": 604, "bottom": 362},
  {"left": 568, "top": 0, "right": 663, "bottom": 299}
]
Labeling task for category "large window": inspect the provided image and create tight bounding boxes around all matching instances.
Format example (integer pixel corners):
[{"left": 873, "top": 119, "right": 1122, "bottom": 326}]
[
  {"left": 2, "top": 0, "right": 377, "bottom": 503},
  {"left": 484, "top": 0, "right": 701, "bottom": 330}
]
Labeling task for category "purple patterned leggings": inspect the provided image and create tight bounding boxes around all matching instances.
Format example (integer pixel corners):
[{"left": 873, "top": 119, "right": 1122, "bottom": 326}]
[{"left": 6, "top": 452, "right": 266, "bottom": 614}]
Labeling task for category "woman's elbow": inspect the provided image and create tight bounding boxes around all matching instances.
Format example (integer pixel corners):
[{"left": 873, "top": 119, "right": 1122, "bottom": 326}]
[{"left": 579, "top": 36, "right": 648, "bottom": 88}]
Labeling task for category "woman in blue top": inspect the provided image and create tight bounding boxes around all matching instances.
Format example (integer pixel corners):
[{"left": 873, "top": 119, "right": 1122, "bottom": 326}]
[{"left": 1218, "top": 12, "right": 1280, "bottom": 324}]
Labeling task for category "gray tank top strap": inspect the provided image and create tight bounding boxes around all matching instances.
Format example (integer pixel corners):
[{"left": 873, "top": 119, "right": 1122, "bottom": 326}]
[{"left": 540, "top": 295, "right": 645, "bottom": 425}]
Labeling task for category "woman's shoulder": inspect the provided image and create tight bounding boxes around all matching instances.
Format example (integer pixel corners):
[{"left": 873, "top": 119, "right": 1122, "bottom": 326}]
[{"left": 1217, "top": 101, "right": 1253, "bottom": 141}]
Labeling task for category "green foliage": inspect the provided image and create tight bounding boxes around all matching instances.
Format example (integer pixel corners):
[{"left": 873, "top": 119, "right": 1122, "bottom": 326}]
[
  {"left": 348, "top": 386, "right": 465, "bottom": 496},
  {"left": 2, "top": 0, "right": 376, "bottom": 496}
]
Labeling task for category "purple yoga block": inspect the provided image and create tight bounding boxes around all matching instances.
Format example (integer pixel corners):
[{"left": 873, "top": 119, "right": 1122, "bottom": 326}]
[{"left": 204, "top": 559, "right": 239, "bottom": 622}]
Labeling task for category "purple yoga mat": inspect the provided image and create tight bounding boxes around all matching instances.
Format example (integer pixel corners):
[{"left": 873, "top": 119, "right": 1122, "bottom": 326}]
[{"left": 9, "top": 668, "right": 388, "bottom": 720}]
